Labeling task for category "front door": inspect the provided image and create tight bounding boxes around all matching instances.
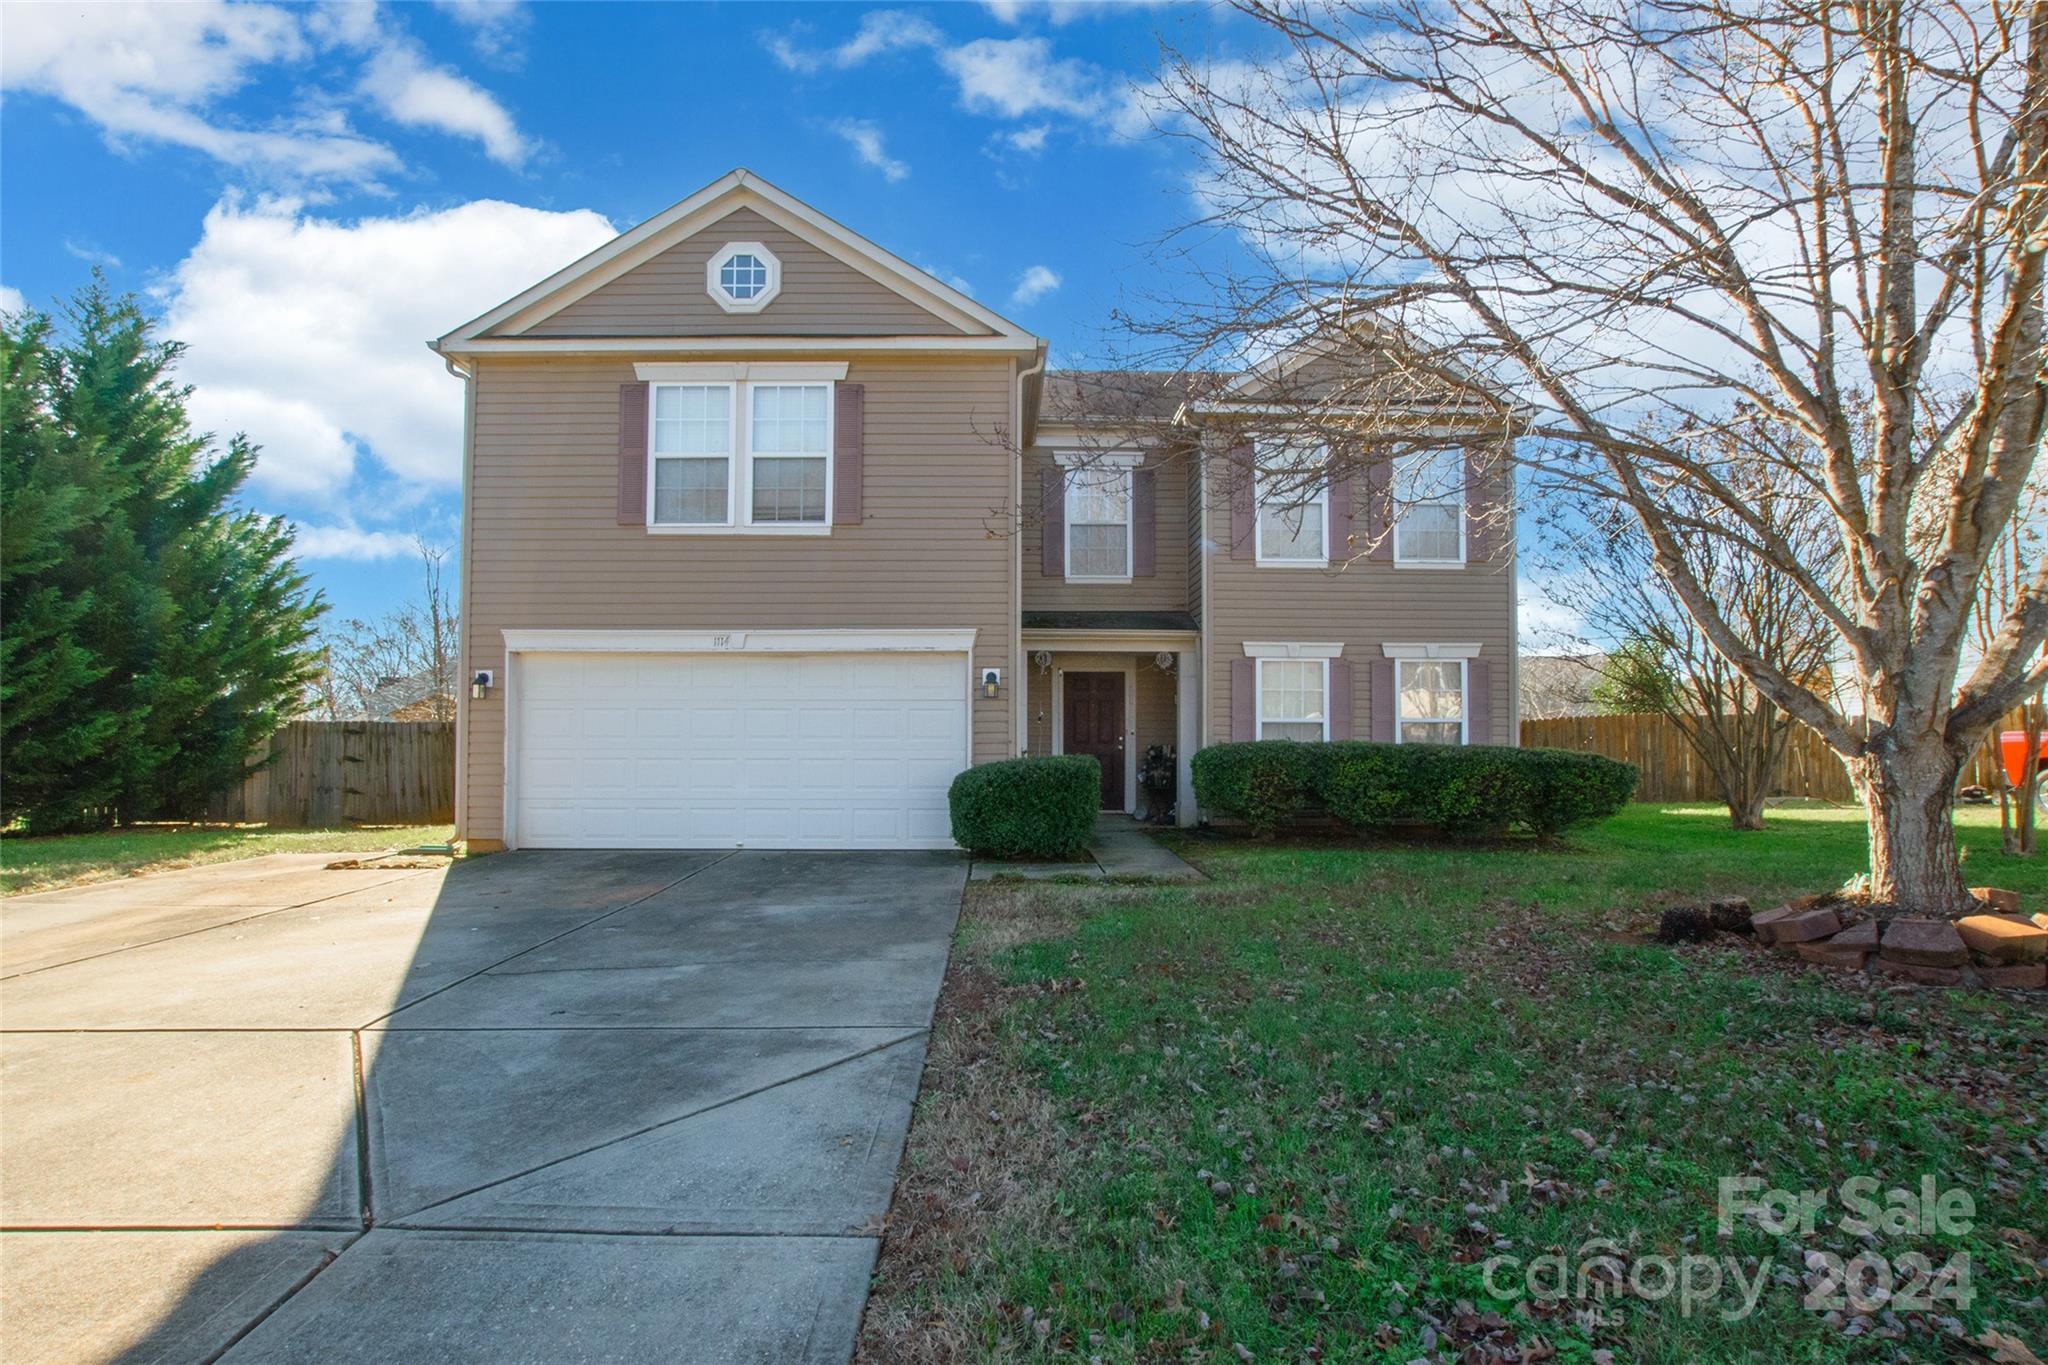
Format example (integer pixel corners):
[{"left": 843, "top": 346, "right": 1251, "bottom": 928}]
[{"left": 1063, "top": 671, "right": 1124, "bottom": 809}]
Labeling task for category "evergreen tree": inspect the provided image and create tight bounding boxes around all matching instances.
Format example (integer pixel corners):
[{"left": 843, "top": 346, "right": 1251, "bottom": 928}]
[{"left": 2, "top": 279, "right": 325, "bottom": 831}]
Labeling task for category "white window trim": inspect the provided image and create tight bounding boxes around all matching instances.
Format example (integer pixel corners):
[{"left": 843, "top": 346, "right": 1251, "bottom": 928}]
[
  {"left": 1393, "top": 656, "right": 1469, "bottom": 745},
  {"left": 1391, "top": 450, "right": 1468, "bottom": 569},
  {"left": 705, "top": 241, "right": 782, "bottom": 314},
  {"left": 635, "top": 362, "right": 847, "bottom": 383},
  {"left": 1056, "top": 451, "right": 1139, "bottom": 583},
  {"left": 1243, "top": 641, "right": 1344, "bottom": 659},
  {"left": 1253, "top": 439, "right": 1330, "bottom": 568},
  {"left": 647, "top": 380, "right": 833, "bottom": 536},
  {"left": 1379, "top": 642, "right": 1481, "bottom": 659},
  {"left": 1255, "top": 656, "right": 1330, "bottom": 742}
]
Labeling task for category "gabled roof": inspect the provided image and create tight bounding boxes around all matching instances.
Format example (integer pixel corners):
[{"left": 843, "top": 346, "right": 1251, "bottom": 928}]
[{"left": 435, "top": 169, "right": 1042, "bottom": 357}]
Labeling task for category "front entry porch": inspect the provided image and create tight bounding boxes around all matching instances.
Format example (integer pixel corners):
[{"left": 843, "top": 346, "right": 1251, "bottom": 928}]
[{"left": 1020, "top": 618, "right": 1199, "bottom": 826}]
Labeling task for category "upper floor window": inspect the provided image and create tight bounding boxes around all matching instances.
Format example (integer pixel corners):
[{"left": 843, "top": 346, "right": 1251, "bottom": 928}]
[
  {"left": 650, "top": 380, "right": 829, "bottom": 530},
  {"left": 1258, "top": 658, "right": 1328, "bottom": 741},
  {"left": 749, "top": 385, "right": 830, "bottom": 523},
  {"left": 1255, "top": 440, "right": 1327, "bottom": 566},
  {"left": 1393, "top": 449, "right": 1465, "bottom": 565},
  {"left": 705, "top": 242, "right": 782, "bottom": 314},
  {"left": 1064, "top": 458, "right": 1133, "bottom": 580},
  {"left": 1397, "top": 658, "right": 1466, "bottom": 744}
]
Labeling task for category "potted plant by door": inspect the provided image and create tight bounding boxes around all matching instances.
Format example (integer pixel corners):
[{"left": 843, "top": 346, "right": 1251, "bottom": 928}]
[{"left": 1139, "top": 744, "right": 1177, "bottom": 824}]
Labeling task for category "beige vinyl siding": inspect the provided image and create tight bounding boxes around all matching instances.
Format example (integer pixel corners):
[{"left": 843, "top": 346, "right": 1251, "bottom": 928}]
[
  {"left": 510, "top": 208, "right": 973, "bottom": 339},
  {"left": 1023, "top": 653, "right": 1178, "bottom": 805},
  {"left": 1199, "top": 460, "right": 1516, "bottom": 745},
  {"left": 461, "top": 353, "right": 1016, "bottom": 842},
  {"left": 1021, "top": 445, "right": 1192, "bottom": 613}
]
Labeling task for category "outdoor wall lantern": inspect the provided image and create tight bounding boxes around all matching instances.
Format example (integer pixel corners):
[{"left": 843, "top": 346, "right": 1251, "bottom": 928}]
[
  {"left": 471, "top": 669, "right": 494, "bottom": 700},
  {"left": 981, "top": 668, "right": 1002, "bottom": 700}
]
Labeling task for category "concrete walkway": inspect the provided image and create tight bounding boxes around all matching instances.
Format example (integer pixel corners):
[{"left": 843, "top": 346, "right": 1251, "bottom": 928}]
[
  {"left": 1, "top": 848, "right": 964, "bottom": 1363},
  {"left": 968, "top": 814, "right": 1205, "bottom": 882}
]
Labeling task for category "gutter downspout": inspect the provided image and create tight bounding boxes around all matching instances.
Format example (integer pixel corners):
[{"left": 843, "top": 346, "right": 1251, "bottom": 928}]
[
  {"left": 1013, "top": 345, "right": 1047, "bottom": 756},
  {"left": 436, "top": 344, "right": 475, "bottom": 845}
]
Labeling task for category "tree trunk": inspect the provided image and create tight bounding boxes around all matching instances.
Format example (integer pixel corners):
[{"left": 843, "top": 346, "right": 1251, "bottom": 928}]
[
  {"left": 1854, "top": 741, "right": 1973, "bottom": 915},
  {"left": 1728, "top": 786, "right": 1767, "bottom": 831}
]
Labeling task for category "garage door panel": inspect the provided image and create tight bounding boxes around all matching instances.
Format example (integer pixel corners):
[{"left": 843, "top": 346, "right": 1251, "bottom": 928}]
[{"left": 513, "top": 651, "right": 967, "bottom": 850}]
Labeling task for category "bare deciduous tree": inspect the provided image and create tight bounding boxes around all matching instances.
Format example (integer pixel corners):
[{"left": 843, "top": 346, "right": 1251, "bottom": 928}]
[
  {"left": 1546, "top": 442, "right": 1841, "bottom": 829},
  {"left": 1135, "top": 0, "right": 2046, "bottom": 913},
  {"left": 313, "top": 540, "right": 460, "bottom": 722}
]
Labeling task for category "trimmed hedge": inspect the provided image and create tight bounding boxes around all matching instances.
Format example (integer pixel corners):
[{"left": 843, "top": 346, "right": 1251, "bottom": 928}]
[
  {"left": 949, "top": 755, "right": 1100, "bottom": 857},
  {"left": 1191, "top": 741, "right": 1637, "bottom": 839}
]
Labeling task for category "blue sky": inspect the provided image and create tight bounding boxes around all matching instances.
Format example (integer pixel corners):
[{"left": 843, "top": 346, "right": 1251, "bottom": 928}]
[{"left": 2, "top": 1, "right": 1259, "bottom": 626}]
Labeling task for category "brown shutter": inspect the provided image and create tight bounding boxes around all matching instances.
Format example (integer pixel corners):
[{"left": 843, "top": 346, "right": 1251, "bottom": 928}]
[
  {"left": 1328, "top": 659, "right": 1354, "bottom": 740},
  {"left": 1228, "top": 439, "right": 1256, "bottom": 560},
  {"left": 617, "top": 383, "right": 648, "bottom": 525},
  {"left": 1328, "top": 474, "right": 1354, "bottom": 561},
  {"left": 1040, "top": 466, "right": 1065, "bottom": 577},
  {"left": 1370, "top": 658, "right": 1396, "bottom": 741},
  {"left": 1132, "top": 468, "right": 1157, "bottom": 576},
  {"left": 1364, "top": 455, "right": 1392, "bottom": 561},
  {"left": 833, "top": 382, "right": 865, "bottom": 525},
  {"left": 1465, "top": 659, "right": 1492, "bottom": 745},
  {"left": 1464, "top": 448, "right": 1492, "bottom": 561},
  {"left": 1231, "top": 657, "right": 1256, "bottom": 740}
]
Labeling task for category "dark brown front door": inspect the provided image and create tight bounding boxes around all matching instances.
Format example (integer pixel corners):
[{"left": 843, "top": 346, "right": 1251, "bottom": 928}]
[{"left": 1063, "top": 671, "right": 1124, "bottom": 809}]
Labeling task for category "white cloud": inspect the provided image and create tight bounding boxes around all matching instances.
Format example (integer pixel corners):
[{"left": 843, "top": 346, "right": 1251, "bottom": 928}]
[
  {"left": 830, "top": 118, "right": 909, "bottom": 182},
  {"left": 163, "top": 196, "right": 616, "bottom": 498},
  {"left": 290, "top": 523, "right": 422, "bottom": 561},
  {"left": 0, "top": 1, "right": 397, "bottom": 182},
  {"left": 63, "top": 240, "right": 123, "bottom": 269},
  {"left": 917, "top": 262, "right": 975, "bottom": 294},
  {"left": 1009, "top": 264, "right": 1061, "bottom": 307},
  {"left": 360, "top": 46, "right": 530, "bottom": 167},
  {"left": 983, "top": 0, "right": 1167, "bottom": 24},
  {"left": 1000, "top": 124, "right": 1051, "bottom": 154},
  {"left": 938, "top": 37, "right": 1104, "bottom": 118},
  {"left": 0, "top": 285, "right": 27, "bottom": 315},
  {"left": 431, "top": 0, "right": 529, "bottom": 64},
  {"left": 764, "top": 10, "right": 942, "bottom": 73}
]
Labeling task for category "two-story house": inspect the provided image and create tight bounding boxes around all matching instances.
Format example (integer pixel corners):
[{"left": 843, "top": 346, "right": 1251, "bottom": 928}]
[{"left": 433, "top": 170, "right": 1517, "bottom": 852}]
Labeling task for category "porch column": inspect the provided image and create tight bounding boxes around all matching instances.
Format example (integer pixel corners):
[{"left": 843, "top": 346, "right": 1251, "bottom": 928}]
[{"left": 1176, "top": 649, "right": 1199, "bottom": 826}]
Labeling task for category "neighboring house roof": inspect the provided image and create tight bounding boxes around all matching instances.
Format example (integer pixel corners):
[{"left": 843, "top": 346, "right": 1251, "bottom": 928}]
[
  {"left": 1039, "top": 371, "right": 1218, "bottom": 426},
  {"left": 435, "top": 168, "right": 1042, "bottom": 359},
  {"left": 351, "top": 671, "right": 454, "bottom": 722}
]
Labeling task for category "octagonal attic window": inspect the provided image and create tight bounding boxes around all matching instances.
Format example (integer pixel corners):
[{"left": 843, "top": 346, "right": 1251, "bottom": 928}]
[{"left": 706, "top": 242, "right": 781, "bottom": 314}]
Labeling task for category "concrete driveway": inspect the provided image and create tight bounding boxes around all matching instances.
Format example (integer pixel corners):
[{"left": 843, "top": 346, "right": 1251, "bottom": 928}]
[{"left": 1, "top": 848, "right": 964, "bottom": 1363}]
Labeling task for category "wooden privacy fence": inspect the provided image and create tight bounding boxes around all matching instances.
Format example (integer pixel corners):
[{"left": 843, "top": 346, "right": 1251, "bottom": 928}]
[
  {"left": 199, "top": 720, "right": 454, "bottom": 827},
  {"left": 1520, "top": 709, "right": 2039, "bottom": 804}
]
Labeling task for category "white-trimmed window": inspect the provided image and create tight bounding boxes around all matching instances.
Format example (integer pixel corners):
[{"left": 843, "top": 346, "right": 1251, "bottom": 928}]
[
  {"left": 1063, "top": 457, "right": 1133, "bottom": 580},
  {"left": 748, "top": 384, "right": 830, "bottom": 523},
  {"left": 1258, "top": 658, "right": 1328, "bottom": 741},
  {"left": 1397, "top": 658, "right": 1466, "bottom": 744},
  {"left": 705, "top": 242, "right": 782, "bottom": 314},
  {"left": 651, "top": 383, "right": 735, "bottom": 526},
  {"left": 1255, "top": 439, "right": 1327, "bottom": 565},
  {"left": 1393, "top": 449, "right": 1465, "bottom": 565},
  {"left": 649, "top": 380, "right": 830, "bottom": 530}
]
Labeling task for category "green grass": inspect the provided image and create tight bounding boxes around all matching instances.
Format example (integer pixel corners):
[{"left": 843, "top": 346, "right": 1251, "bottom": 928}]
[
  {"left": 0, "top": 823, "right": 455, "bottom": 896},
  {"left": 862, "top": 804, "right": 2048, "bottom": 1363}
]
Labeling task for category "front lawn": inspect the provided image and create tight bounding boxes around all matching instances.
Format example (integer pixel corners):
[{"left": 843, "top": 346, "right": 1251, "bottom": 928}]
[
  {"left": 862, "top": 804, "right": 2047, "bottom": 1363},
  {"left": 0, "top": 823, "right": 455, "bottom": 896}
]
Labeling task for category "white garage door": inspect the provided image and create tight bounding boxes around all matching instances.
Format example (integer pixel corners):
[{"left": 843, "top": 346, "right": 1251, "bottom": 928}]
[{"left": 512, "top": 651, "right": 968, "bottom": 850}]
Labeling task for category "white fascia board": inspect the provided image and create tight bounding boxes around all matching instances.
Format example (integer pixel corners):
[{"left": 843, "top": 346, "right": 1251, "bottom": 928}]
[
  {"left": 634, "top": 362, "right": 849, "bottom": 382},
  {"left": 502, "top": 628, "right": 978, "bottom": 654},
  {"left": 437, "top": 169, "right": 1040, "bottom": 349},
  {"left": 1242, "top": 641, "right": 1345, "bottom": 659},
  {"left": 1021, "top": 629, "right": 1199, "bottom": 653},
  {"left": 441, "top": 335, "right": 1040, "bottom": 358},
  {"left": 1381, "top": 642, "right": 1482, "bottom": 659}
]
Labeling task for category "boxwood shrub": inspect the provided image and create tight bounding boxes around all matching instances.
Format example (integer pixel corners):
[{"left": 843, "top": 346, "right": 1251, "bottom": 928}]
[
  {"left": 1192, "top": 741, "right": 1636, "bottom": 839},
  {"left": 949, "top": 755, "right": 1100, "bottom": 857}
]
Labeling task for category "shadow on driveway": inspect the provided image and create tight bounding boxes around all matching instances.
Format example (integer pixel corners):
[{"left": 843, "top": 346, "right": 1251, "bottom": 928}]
[{"left": 0, "top": 847, "right": 964, "bottom": 1362}]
